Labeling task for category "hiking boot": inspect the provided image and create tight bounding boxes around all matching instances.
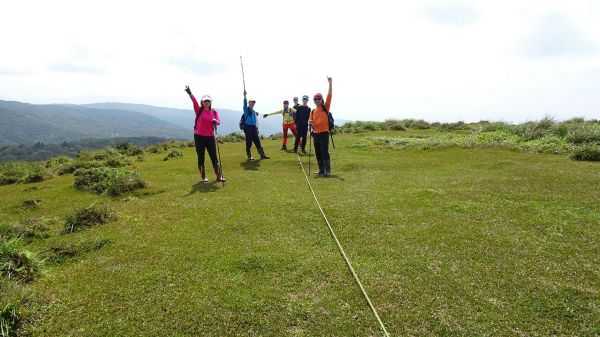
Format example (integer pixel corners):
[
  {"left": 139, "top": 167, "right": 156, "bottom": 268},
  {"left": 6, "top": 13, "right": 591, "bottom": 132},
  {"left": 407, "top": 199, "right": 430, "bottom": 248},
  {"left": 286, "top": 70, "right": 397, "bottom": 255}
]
[
  {"left": 258, "top": 147, "right": 270, "bottom": 159},
  {"left": 280, "top": 144, "right": 287, "bottom": 150},
  {"left": 301, "top": 149, "right": 307, "bottom": 154},
  {"left": 246, "top": 149, "right": 254, "bottom": 161},
  {"left": 315, "top": 160, "right": 324, "bottom": 175},
  {"left": 324, "top": 160, "right": 331, "bottom": 177},
  {"left": 214, "top": 167, "right": 226, "bottom": 182},
  {"left": 292, "top": 147, "right": 298, "bottom": 153}
]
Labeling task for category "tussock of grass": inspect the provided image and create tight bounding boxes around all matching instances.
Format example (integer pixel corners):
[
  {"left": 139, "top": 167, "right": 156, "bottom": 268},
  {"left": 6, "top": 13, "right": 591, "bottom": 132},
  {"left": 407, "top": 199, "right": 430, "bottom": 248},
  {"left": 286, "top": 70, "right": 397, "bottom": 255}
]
[
  {"left": 0, "top": 162, "right": 52, "bottom": 186},
  {"left": 0, "top": 239, "right": 41, "bottom": 283},
  {"left": 0, "top": 217, "right": 53, "bottom": 243},
  {"left": 44, "top": 239, "right": 111, "bottom": 265},
  {"left": 73, "top": 167, "right": 146, "bottom": 196},
  {"left": 19, "top": 199, "right": 42, "bottom": 210},
  {"left": 163, "top": 150, "right": 183, "bottom": 161},
  {"left": 0, "top": 302, "right": 20, "bottom": 337},
  {"left": 63, "top": 204, "right": 116, "bottom": 234}
]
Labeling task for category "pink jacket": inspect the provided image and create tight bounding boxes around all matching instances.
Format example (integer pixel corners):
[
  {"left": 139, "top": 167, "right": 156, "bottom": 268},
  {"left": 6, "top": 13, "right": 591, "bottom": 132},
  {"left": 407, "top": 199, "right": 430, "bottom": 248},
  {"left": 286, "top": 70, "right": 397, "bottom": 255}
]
[{"left": 191, "top": 95, "right": 221, "bottom": 136}]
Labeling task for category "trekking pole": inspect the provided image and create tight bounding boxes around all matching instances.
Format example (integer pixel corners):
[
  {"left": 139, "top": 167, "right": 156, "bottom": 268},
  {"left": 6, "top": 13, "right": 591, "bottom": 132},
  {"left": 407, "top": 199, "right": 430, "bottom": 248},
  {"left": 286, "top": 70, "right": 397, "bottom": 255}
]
[
  {"left": 308, "top": 126, "right": 313, "bottom": 175},
  {"left": 214, "top": 124, "right": 225, "bottom": 187},
  {"left": 330, "top": 132, "right": 336, "bottom": 149},
  {"left": 240, "top": 56, "right": 246, "bottom": 92}
]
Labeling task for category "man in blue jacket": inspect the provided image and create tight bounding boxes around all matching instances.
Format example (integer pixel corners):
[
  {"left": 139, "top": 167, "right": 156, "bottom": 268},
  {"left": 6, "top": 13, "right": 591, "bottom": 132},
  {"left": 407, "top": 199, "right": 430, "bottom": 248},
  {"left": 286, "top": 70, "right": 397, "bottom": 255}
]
[{"left": 242, "top": 91, "right": 269, "bottom": 160}]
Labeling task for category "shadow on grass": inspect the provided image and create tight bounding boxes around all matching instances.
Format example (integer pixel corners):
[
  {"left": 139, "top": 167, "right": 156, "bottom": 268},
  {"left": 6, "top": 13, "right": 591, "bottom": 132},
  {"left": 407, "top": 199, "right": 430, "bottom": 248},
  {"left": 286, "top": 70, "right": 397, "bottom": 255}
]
[
  {"left": 187, "top": 181, "right": 219, "bottom": 195},
  {"left": 240, "top": 159, "right": 261, "bottom": 171},
  {"left": 313, "top": 174, "right": 344, "bottom": 181}
]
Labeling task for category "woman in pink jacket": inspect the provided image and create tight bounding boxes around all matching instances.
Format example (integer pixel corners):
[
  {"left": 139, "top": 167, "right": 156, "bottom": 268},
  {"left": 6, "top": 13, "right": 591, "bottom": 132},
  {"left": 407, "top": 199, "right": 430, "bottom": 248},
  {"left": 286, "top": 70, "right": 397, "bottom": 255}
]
[{"left": 185, "top": 85, "right": 225, "bottom": 182}]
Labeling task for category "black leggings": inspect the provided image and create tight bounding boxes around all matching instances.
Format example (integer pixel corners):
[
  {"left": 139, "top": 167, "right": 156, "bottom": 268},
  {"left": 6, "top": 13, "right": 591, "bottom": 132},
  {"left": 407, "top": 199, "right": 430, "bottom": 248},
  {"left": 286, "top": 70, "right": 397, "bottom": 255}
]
[
  {"left": 243, "top": 125, "right": 263, "bottom": 151},
  {"left": 313, "top": 132, "right": 330, "bottom": 163},
  {"left": 194, "top": 134, "right": 219, "bottom": 169}
]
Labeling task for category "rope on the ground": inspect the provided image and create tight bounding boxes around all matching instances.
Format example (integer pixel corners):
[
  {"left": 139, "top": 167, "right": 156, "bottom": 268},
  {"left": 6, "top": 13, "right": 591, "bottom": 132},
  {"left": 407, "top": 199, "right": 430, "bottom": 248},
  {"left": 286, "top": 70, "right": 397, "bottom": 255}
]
[{"left": 296, "top": 153, "right": 390, "bottom": 337}]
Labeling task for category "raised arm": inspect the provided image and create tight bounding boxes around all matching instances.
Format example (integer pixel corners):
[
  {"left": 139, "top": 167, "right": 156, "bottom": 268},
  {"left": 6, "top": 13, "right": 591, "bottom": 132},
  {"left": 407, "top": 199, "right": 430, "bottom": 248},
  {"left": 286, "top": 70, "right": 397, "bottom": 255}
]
[
  {"left": 243, "top": 90, "right": 248, "bottom": 115},
  {"left": 325, "top": 77, "right": 332, "bottom": 112},
  {"left": 185, "top": 85, "right": 201, "bottom": 114}
]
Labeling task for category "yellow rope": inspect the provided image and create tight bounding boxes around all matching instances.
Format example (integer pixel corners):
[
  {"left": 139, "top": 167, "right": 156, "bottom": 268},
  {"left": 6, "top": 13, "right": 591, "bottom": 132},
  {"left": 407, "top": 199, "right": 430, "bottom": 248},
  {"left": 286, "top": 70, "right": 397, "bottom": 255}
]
[{"left": 296, "top": 153, "right": 390, "bottom": 337}]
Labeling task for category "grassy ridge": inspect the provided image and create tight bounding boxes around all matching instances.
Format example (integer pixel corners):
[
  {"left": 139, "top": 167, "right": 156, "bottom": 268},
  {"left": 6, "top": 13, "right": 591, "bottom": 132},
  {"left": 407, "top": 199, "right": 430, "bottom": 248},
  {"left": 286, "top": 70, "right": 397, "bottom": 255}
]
[{"left": 1, "top": 130, "right": 599, "bottom": 335}]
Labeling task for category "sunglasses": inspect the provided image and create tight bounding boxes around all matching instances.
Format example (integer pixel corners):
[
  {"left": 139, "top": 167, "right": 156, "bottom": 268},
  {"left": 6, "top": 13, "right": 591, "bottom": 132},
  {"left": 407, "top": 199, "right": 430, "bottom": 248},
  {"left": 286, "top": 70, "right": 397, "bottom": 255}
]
[
  {"left": 202, "top": 100, "right": 211, "bottom": 103},
  {"left": 313, "top": 97, "right": 322, "bottom": 101}
]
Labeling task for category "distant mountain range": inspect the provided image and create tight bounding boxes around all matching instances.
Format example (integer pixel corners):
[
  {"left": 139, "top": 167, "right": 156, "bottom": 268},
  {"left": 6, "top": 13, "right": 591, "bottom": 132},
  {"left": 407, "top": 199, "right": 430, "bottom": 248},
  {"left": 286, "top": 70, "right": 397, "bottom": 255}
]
[
  {"left": 82, "top": 102, "right": 311, "bottom": 136},
  {"left": 0, "top": 99, "right": 351, "bottom": 146}
]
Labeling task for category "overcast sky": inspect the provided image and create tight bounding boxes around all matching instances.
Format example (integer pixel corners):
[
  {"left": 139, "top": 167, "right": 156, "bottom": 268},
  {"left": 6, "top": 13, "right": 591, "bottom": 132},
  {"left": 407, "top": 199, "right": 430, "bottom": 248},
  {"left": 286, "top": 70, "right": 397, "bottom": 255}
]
[{"left": 1, "top": 0, "right": 599, "bottom": 122}]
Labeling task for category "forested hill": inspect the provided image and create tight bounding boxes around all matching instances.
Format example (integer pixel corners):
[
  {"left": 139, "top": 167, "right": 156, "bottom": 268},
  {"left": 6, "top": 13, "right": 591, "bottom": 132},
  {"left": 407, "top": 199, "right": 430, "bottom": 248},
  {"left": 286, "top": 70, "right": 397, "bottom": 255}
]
[
  {"left": 0, "top": 100, "right": 190, "bottom": 145},
  {"left": 83, "top": 102, "right": 283, "bottom": 136}
]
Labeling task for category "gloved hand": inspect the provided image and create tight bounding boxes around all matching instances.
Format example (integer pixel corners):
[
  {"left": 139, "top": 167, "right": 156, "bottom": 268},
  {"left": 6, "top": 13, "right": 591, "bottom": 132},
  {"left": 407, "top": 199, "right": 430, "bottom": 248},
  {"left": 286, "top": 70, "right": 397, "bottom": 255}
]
[
  {"left": 262, "top": 114, "right": 267, "bottom": 118},
  {"left": 243, "top": 90, "right": 247, "bottom": 97},
  {"left": 185, "top": 85, "right": 192, "bottom": 95},
  {"left": 212, "top": 119, "right": 217, "bottom": 126}
]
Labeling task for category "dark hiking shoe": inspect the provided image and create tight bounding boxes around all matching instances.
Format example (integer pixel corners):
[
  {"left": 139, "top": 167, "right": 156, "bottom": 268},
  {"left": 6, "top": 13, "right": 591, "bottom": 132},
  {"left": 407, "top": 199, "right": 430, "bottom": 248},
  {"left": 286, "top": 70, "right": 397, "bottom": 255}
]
[{"left": 258, "top": 148, "right": 270, "bottom": 159}]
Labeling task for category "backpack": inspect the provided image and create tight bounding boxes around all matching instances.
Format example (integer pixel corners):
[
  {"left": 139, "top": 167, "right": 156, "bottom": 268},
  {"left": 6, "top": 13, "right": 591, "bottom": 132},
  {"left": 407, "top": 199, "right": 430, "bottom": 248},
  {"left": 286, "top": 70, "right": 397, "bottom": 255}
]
[
  {"left": 328, "top": 111, "right": 335, "bottom": 131},
  {"left": 239, "top": 113, "right": 245, "bottom": 130}
]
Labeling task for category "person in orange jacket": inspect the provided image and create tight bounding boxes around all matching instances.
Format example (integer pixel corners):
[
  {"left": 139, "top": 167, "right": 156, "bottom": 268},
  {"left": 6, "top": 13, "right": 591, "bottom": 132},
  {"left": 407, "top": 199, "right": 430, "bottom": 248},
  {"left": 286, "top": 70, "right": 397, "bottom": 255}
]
[{"left": 308, "top": 77, "right": 333, "bottom": 177}]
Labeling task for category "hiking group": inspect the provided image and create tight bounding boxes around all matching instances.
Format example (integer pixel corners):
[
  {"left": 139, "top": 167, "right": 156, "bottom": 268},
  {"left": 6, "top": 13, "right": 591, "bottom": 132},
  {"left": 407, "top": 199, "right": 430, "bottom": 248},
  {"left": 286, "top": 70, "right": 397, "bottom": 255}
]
[{"left": 185, "top": 77, "right": 334, "bottom": 182}]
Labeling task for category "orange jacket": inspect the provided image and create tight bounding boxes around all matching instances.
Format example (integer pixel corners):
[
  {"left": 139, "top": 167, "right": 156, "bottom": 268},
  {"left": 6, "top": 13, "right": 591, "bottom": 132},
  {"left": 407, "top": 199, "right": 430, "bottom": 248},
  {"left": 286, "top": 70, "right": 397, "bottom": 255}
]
[{"left": 308, "top": 89, "right": 332, "bottom": 133}]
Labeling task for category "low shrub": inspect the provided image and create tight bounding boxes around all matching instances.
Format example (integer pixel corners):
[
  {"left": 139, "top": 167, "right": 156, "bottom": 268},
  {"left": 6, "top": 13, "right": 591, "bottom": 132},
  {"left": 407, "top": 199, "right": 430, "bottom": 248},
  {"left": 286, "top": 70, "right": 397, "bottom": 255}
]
[
  {"left": 403, "top": 119, "right": 431, "bottom": 129},
  {"left": 63, "top": 205, "right": 116, "bottom": 234},
  {"left": 570, "top": 144, "right": 600, "bottom": 161},
  {"left": 73, "top": 167, "right": 146, "bottom": 196},
  {"left": 516, "top": 116, "right": 556, "bottom": 141},
  {"left": 145, "top": 143, "right": 171, "bottom": 153},
  {"left": 0, "top": 239, "right": 41, "bottom": 282},
  {"left": 219, "top": 133, "right": 245, "bottom": 143},
  {"left": 115, "top": 142, "right": 143, "bottom": 156},
  {"left": 437, "top": 121, "right": 468, "bottom": 131},
  {"left": 564, "top": 123, "right": 600, "bottom": 145}
]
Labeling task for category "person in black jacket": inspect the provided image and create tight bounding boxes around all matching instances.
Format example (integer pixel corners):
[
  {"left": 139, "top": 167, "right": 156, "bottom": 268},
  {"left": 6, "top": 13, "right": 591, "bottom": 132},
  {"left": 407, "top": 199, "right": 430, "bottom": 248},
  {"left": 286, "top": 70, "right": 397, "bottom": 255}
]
[{"left": 293, "top": 95, "right": 311, "bottom": 153}]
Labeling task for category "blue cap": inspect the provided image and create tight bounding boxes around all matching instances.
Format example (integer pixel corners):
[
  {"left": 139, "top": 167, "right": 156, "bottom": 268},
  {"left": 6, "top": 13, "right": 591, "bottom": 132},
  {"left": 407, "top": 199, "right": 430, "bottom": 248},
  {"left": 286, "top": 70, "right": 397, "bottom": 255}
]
[{"left": 302, "top": 95, "right": 309, "bottom": 99}]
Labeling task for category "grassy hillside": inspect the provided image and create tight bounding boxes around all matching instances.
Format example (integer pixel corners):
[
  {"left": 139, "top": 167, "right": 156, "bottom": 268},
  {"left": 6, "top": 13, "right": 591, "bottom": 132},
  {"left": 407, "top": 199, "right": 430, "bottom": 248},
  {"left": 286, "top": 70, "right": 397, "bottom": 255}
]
[
  {"left": 0, "top": 100, "right": 189, "bottom": 144},
  {"left": 1, "top": 130, "right": 599, "bottom": 336}
]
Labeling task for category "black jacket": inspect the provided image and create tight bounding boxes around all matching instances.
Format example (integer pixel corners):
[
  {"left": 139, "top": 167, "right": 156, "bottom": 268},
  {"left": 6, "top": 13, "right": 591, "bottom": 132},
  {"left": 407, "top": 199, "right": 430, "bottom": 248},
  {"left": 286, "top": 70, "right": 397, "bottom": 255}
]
[{"left": 294, "top": 105, "right": 311, "bottom": 128}]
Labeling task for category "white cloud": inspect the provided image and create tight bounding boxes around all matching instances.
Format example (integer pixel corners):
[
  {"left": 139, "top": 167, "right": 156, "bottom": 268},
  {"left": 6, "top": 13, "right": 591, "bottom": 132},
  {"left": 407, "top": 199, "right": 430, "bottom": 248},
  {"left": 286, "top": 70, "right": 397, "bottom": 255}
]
[
  {"left": 521, "top": 12, "right": 596, "bottom": 58},
  {"left": 0, "top": 0, "right": 599, "bottom": 122},
  {"left": 421, "top": 1, "right": 478, "bottom": 26}
]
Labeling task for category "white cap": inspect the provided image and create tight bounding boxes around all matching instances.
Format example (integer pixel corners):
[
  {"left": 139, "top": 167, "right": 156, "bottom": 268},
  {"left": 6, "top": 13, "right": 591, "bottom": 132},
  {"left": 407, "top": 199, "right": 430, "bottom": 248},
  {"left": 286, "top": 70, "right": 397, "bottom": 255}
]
[{"left": 201, "top": 95, "right": 212, "bottom": 102}]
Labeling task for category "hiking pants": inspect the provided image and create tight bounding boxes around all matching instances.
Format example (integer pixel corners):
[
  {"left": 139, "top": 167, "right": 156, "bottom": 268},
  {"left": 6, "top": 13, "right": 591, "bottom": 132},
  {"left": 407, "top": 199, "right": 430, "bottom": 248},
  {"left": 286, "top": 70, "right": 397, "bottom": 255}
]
[
  {"left": 243, "top": 125, "right": 263, "bottom": 151},
  {"left": 282, "top": 123, "right": 297, "bottom": 146},
  {"left": 295, "top": 126, "right": 308, "bottom": 151},
  {"left": 313, "top": 132, "right": 330, "bottom": 164},
  {"left": 194, "top": 134, "right": 219, "bottom": 170}
]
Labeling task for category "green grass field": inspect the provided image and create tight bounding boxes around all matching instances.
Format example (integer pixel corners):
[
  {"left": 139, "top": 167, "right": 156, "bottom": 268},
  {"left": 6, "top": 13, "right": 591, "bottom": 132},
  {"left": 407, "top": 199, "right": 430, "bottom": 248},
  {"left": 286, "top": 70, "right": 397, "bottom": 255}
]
[{"left": 1, "top": 130, "right": 599, "bottom": 336}]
